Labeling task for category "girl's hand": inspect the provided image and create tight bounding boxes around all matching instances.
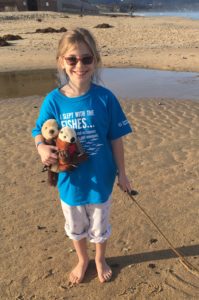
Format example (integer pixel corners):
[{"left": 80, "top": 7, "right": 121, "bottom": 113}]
[
  {"left": 37, "top": 144, "right": 58, "bottom": 166},
  {"left": 117, "top": 172, "right": 132, "bottom": 193}
]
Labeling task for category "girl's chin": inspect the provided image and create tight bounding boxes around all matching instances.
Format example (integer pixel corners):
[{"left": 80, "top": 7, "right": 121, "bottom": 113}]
[{"left": 73, "top": 75, "right": 91, "bottom": 83}]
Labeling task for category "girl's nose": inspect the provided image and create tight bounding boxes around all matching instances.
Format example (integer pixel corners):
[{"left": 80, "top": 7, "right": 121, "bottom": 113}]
[{"left": 76, "top": 60, "right": 85, "bottom": 67}]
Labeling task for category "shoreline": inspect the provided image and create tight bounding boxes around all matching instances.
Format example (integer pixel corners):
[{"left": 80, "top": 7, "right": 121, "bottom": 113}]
[{"left": 1, "top": 63, "right": 199, "bottom": 74}]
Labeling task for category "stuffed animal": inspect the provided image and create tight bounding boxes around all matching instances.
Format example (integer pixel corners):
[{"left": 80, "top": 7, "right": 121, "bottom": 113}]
[
  {"left": 41, "top": 121, "right": 88, "bottom": 185},
  {"left": 41, "top": 119, "right": 59, "bottom": 146},
  {"left": 41, "top": 119, "right": 59, "bottom": 186},
  {"left": 56, "top": 126, "right": 88, "bottom": 172}
]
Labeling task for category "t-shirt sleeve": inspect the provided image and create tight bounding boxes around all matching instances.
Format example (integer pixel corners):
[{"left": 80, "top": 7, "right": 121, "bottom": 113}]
[
  {"left": 32, "top": 95, "right": 55, "bottom": 138},
  {"left": 107, "top": 92, "right": 132, "bottom": 140}
]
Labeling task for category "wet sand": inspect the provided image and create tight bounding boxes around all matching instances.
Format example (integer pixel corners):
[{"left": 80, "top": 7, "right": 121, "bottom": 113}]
[
  {"left": 0, "top": 96, "right": 199, "bottom": 299},
  {"left": 0, "top": 11, "right": 199, "bottom": 300}
]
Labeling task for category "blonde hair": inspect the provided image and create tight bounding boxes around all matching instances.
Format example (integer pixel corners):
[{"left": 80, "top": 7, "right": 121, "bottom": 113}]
[{"left": 56, "top": 28, "right": 102, "bottom": 85}]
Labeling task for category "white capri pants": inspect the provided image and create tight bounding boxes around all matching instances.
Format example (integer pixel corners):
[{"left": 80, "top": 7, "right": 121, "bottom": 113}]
[{"left": 60, "top": 196, "right": 111, "bottom": 243}]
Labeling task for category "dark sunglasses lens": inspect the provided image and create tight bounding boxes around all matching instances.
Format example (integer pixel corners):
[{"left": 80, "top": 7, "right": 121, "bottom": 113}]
[
  {"left": 82, "top": 56, "right": 93, "bottom": 65},
  {"left": 66, "top": 57, "right": 77, "bottom": 65}
]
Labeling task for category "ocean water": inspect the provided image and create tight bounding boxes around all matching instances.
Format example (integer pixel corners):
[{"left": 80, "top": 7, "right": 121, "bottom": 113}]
[{"left": 135, "top": 11, "right": 199, "bottom": 20}]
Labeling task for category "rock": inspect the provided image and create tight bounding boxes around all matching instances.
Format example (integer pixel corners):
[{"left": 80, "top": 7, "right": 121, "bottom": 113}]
[
  {"left": 3, "top": 34, "right": 22, "bottom": 41},
  {"left": 35, "top": 27, "right": 67, "bottom": 33},
  {"left": 68, "top": 248, "right": 75, "bottom": 253},
  {"left": 59, "top": 27, "right": 67, "bottom": 32},
  {"left": 150, "top": 238, "right": 158, "bottom": 244},
  {"left": 37, "top": 225, "right": 46, "bottom": 230},
  {"left": 130, "top": 189, "right": 139, "bottom": 196},
  {"left": 94, "top": 23, "right": 113, "bottom": 29},
  {"left": 0, "top": 37, "right": 10, "bottom": 46}
]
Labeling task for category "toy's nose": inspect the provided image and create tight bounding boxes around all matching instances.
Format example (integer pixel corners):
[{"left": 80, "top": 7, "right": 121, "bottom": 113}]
[
  {"left": 70, "top": 137, "right": 75, "bottom": 143},
  {"left": 49, "top": 129, "right": 54, "bottom": 135}
]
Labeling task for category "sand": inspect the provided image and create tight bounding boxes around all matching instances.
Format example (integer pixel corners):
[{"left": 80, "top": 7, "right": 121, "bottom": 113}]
[
  {"left": 0, "top": 11, "right": 199, "bottom": 72},
  {"left": 0, "top": 11, "right": 199, "bottom": 300}
]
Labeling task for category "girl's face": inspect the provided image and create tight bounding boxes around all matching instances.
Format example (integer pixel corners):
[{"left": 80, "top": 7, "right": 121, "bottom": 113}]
[{"left": 61, "top": 42, "right": 95, "bottom": 87}]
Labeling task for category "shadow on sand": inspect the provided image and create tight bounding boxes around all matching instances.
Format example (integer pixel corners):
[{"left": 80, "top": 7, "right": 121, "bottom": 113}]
[{"left": 84, "top": 244, "right": 199, "bottom": 282}]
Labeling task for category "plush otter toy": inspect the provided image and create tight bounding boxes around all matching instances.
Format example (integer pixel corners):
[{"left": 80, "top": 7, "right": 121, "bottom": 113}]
[
  {"left": 41, "top": 119, "right": 59, "bottom": 186},
  {"left": 56, "top": 126, "right": 88, "bottom": 172},
  {"left": 41, "top": 121, "right": 88, "bottom": 184}
]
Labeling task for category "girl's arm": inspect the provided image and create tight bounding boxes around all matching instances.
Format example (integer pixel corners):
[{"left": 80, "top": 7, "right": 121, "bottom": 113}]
[
  {"left": 35, "top": 134, "right": 58, "bottom": 166},
  {"left": 111, "top": 137, "right": 132, "bottom": 192}
]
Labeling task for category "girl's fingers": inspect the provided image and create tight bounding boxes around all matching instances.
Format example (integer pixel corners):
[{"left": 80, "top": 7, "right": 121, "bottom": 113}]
[
  {"left": 117, "top": 182, "right": 126, "bottom": 192},
  {"left": 43, "top": 158, "right": 57, "bottom": 165},
  {"left": 127, "top": 182, "right": 132, "bottom": 192},
  {"left": 49, "top": 159, "right": 57, "bottom": 165},
  {"left": 49, "top": 145, "right": 58, "bottom": 151},
  {"left": 51, "top": 153, "right": 58, "bottom": 159},
  {"left": 117, "top": 181, "right": 132, "bottom": 193}
]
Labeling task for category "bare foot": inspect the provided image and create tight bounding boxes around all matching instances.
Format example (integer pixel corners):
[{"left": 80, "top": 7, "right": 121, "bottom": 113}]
[
  {"left": 69, "top": 260, "right": 89, "bottom": 284},
  {"left": 95, "top": 259, "right": 112, "bottom": 283}
]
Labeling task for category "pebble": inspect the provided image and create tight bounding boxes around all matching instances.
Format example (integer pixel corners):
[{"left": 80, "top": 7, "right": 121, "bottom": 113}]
[
  {"left": 150, "top": 238, "right": 158, "bottom": 244},
  {"left": 37, "top": 225, "right": 46, "bottom": 230},
  {"left": 148, "top": 263, "right": 156, "bottom": 269},
  {"left": 68, "top": 248, "right": 75, "bottom": 253}
]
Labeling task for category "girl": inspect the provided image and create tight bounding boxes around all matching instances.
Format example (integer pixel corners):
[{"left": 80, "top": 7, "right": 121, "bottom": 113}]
[{"left": 32, "top": 28, "right": 132, "bottom": 284}]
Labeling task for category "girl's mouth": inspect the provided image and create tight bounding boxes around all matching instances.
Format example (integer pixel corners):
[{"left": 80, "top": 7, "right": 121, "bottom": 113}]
[{"left": 74, "top": 71, "right": 88, "bottom": 76}]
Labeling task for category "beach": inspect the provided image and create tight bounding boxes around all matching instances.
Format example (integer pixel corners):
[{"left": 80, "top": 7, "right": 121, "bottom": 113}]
[
  {"left": 0, "top": 12, "right": 199, "bottom": 300},
  {"left": 0, "top": 11, "right": 199, "bottom": 72}
]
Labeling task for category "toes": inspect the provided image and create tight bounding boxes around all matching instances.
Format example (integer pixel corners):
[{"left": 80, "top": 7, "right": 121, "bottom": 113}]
[
  {"left": 69, "top": 272, "right": 79, "bottom": 285},
  {"left": 69, "top": 262, "right": 88, "bottom": 285},
  {"left": 98, "top": 269, "right": 112, "bottom": 283},
  {"left": 104, "top": 270, "right": 112, "bottom": 282},
  {"left": 69, "top": 272, "right": 75, "bottom": 284},
  {"left": 76, "top": 276, "right": 81, "bottom": 284}
]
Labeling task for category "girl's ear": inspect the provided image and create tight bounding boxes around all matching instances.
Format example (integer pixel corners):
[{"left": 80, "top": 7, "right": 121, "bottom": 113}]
[{"left": 58, "top": 56, "right": 65, "bottom": 70}]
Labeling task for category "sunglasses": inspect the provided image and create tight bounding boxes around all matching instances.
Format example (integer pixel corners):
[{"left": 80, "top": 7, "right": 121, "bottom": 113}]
[{"left": 64, "top": 55, "right": 94, "bottom": 66}]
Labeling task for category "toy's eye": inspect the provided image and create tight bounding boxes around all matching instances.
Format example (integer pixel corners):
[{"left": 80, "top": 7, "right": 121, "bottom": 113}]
[
  {"left": 64, "top": 136, "right": 66, "bottom": 138},
  {"left": 45, "top": 127, "right": 48, "bottom": 130},
  {"left": 60, "top": 130, "right": 63, "bottom": 134}
]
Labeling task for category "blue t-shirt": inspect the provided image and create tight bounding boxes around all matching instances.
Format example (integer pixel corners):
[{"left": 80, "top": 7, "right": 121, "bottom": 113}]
[{"left": 32, "top": 83, "right": 132, "bottom": 206}]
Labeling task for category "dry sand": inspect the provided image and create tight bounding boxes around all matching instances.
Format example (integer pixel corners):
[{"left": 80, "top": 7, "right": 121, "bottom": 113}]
[
  {"left": 0, "top": 11, "right": 199, "bottom": 300},
  {"left": 0, "top": 11, "right": 199, "bottom": 72}
]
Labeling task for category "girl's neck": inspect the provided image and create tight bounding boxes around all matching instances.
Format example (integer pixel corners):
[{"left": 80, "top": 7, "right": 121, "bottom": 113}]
[{"left": 62, "top": 81, "right": 91, "bottom": 97}]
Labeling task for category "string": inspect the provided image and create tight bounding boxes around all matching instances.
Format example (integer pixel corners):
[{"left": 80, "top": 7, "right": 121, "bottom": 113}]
[{"left": 126, "top": 190, "right": 199, "bottom": 278}]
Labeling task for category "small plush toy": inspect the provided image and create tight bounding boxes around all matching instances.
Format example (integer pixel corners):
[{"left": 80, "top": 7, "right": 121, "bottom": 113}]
[
  {"left": 56, "top": 126, "right": 88, "bottom": 172},
  {"left": 41, "top": 121, "right": 88, "bottom": 186},
  {"left": 41, "top": 119, "right": 59, "bottom": 186},
  {"left": 41, "top": 119, "right": 59, "bottom": 146}
]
